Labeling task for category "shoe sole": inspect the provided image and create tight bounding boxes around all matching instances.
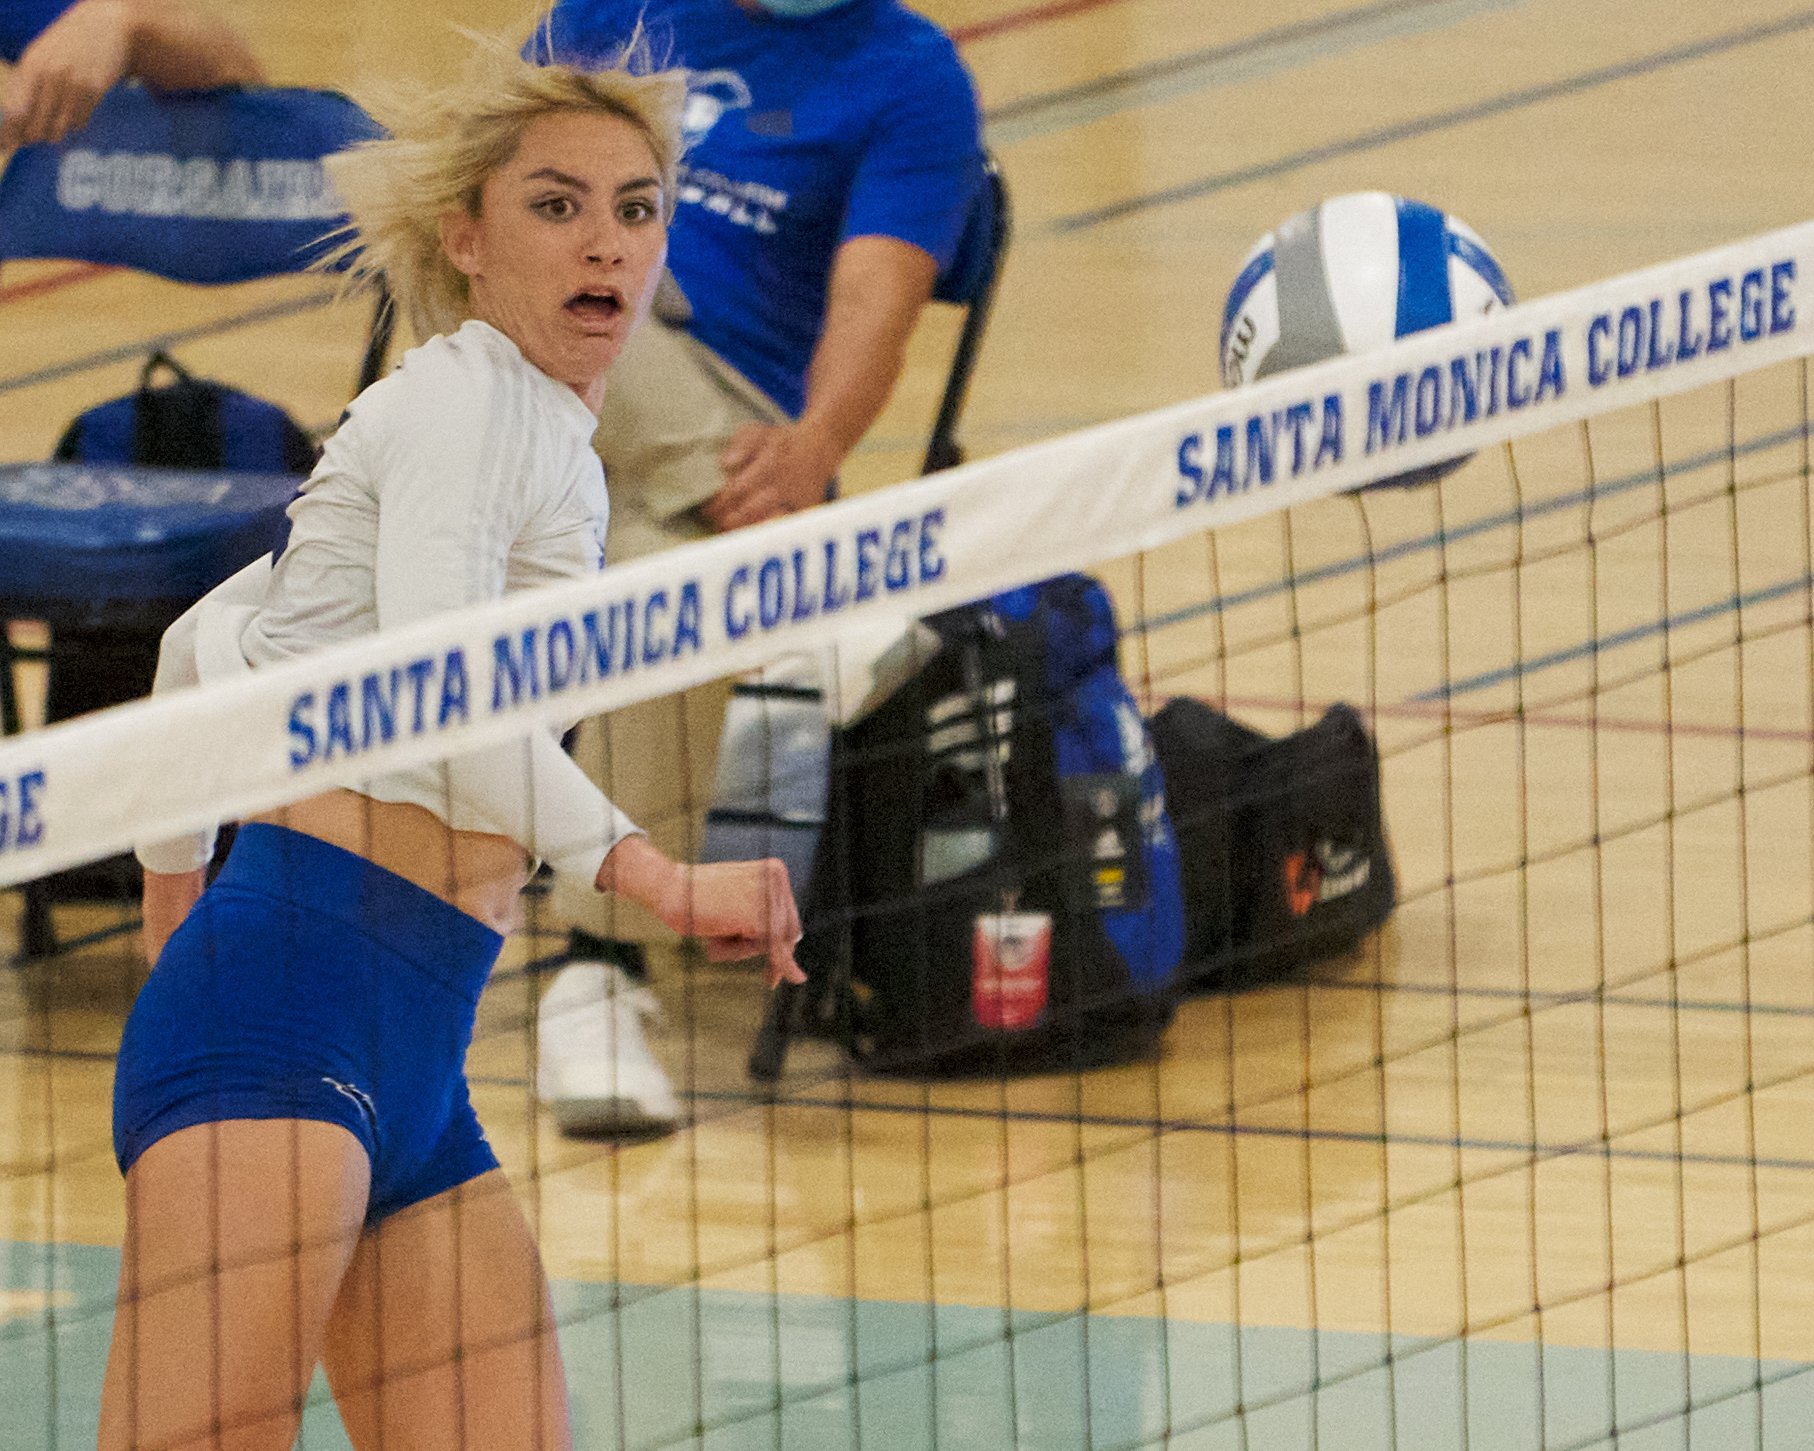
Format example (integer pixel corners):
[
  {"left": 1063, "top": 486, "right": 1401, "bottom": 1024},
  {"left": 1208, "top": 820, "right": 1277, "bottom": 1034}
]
[{"left": 548, "top": 1095, "right": 680, "bottom": 1137}]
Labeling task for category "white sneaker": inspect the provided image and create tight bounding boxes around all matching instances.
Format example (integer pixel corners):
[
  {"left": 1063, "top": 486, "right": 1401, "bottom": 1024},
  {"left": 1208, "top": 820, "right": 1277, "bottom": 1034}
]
[{"left": 536, "top": 960, "right": 681, "bottom": 1135}]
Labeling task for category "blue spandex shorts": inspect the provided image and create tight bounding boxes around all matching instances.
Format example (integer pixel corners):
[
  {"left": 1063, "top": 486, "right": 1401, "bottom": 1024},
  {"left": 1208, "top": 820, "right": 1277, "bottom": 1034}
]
[{"left": 114, "top": 822, "right": 505, "bottom": 1224}]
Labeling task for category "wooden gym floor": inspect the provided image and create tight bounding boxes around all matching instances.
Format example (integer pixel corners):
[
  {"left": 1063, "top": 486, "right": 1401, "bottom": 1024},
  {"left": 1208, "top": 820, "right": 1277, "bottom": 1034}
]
[{"left": 5, "top": 0, "right": 1814, "bottom": 1446}]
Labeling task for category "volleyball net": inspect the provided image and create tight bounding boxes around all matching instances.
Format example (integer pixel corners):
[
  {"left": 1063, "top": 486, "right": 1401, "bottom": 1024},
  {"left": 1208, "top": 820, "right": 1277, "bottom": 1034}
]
[{"left": 4, "top": 219, "right": 1814, "bottom": 1448}]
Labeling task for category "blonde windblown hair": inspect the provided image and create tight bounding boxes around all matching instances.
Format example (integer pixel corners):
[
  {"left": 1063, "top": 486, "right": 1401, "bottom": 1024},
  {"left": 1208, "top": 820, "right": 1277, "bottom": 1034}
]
[{"left": 323, "top": 31, "right": 687, "bottom": 343}]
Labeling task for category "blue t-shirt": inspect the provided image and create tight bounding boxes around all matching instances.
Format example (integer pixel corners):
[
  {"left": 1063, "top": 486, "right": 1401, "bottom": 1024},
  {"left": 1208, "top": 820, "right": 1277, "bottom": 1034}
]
[
  {"left": 1, "top": 0, "right": 75, "bottom": 63},
  {"left": 536, "top": 0, "right": 983, "bottom": 417}
]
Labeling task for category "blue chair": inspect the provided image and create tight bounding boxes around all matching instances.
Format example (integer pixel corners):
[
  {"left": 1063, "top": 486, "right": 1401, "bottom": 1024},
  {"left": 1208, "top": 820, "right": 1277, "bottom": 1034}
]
[{"left": 0, "top": 82, "right": 390, "bottom": 957}]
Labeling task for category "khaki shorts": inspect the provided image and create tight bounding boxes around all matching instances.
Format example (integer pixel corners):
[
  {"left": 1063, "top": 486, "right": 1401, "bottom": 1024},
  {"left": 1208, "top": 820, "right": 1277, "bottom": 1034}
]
[
  {"left": 552, "top": 306, "right": 786, "bottom": 940},
  {"left": 594, "top": 302, "right": 786, "bottom": 566}
]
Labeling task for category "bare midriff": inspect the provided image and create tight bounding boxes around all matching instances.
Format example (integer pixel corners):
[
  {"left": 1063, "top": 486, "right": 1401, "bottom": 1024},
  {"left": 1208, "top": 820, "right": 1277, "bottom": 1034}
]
[{"left": 246, "top": 789, "right": 532, "bottom": 935}]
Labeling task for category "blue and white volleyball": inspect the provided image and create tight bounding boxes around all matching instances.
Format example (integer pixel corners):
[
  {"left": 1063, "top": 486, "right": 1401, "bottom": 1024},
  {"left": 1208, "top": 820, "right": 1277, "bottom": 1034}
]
[{"left": 1221, "top": 192, "right": 1513, "bottom": 388}]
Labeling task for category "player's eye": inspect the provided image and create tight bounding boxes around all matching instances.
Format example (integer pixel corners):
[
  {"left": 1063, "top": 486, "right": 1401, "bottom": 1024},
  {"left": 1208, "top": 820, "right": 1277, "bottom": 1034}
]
[
  {"left": 619, "top": 195, "right": 657, "bottom": 223},
  {"left": 534, "top": 195, "right": 578, "bottom": 221}
]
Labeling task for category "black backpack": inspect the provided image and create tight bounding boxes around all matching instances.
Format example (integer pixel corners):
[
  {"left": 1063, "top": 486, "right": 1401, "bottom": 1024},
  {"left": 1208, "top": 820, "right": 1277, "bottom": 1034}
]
[
  {"left": 1149, "top": 698, "right": 1397, "bottom": 987},
  {"left": 56, "top": 350, "right": 317, "bottom": 476},
  {"left": 754, "top": 575, "right": 1187, "bottom": 1079}
]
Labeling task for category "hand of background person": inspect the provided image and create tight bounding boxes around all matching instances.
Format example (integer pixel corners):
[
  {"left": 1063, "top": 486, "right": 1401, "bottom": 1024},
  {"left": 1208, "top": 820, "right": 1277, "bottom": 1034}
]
[
  {"left": 1, "top": 0, "right": 266, "bottom": 151},
  {"left": 702, "top": 420, "right": 841, "bottom": 532},
  {"left": 141, "top": 867, "right": 206, "bottom": 967},
  {"left": 598, "top": 834, "right": 805, "bottom": 988},
  {"left": 0, "top": 0, "right": 134, "bottom": 148}
]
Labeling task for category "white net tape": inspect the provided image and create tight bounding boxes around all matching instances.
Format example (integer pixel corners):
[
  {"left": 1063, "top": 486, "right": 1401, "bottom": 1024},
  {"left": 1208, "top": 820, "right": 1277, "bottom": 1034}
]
[{"left": 3, "top": 221, "right": 1811, "bottom": 886}]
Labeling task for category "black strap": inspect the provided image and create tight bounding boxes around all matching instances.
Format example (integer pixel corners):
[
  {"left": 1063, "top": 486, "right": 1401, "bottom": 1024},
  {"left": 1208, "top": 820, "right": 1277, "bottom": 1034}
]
[
  {"left": 136, "top": 349, "right": 194, "bottom": 395},
  {"left": 131, "top": 351, "right": 226, "bottom": 469}
]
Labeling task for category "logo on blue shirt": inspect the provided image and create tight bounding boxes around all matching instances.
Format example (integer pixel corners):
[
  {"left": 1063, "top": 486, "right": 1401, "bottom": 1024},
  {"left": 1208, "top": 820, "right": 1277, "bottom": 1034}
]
[{"left": 681, "top": 69, "right": 752, "bottom": 148}]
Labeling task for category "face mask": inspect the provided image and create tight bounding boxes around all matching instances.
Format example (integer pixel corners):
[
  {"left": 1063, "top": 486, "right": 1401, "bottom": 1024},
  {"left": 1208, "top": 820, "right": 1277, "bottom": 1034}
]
[{"left": 749, "top": 0, "right": 857, "bottom": 17}]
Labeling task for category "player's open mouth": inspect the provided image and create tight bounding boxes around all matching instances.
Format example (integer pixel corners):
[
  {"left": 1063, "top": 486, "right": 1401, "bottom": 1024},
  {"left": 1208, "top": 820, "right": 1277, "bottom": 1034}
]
[{"left": 564, "top": 288, "right": 623, "bottom": 324}]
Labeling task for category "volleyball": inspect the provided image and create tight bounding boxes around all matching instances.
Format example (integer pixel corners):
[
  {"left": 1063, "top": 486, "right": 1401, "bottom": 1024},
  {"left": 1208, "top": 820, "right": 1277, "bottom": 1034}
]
[{"left": 1220, "top": 191, "right": 1514, "bottom": 389}]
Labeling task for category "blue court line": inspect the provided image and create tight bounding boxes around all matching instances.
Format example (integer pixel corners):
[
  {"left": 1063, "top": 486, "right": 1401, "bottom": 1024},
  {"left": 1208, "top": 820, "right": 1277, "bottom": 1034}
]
[
  {"left": 984, "top": 0, "right": 1516, "bottom": 149},
  {"left": 8, "top": 932, "right": 1802, "bottom": 1167},
  {"left": 11, "top": 961, "right": 1801, "bottom": 1063},
  {"left": 1414, "top": 570, "right": 1814, "bottom": 700},
  {"left": 0, "top": 288, "right": 337, "bottom": 399},
  {"left": 13, "top": 958, "right": 1807, "bottom": 1085},
  {"left": 428, "top": 1064, "right": 1814, "bottom": 1180},
  {"left": 1138, "top": 421, "right": 1806, "bottom": 636},
  {"left": 1053, "top": 7, "right": 1814, "bottom": 231},
  {"left": 698, "top": 1089, "right": 1814, "bottom": 1176}
]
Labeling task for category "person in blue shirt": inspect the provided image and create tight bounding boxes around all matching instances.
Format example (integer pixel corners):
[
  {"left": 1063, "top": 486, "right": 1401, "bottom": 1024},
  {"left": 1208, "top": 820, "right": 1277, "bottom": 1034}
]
[
  {"left": 528, "top": 0, "right": 985, "bottom": 1135},
  {"left": 1, "top": 0, "right": 263, "bottom": 148},
  {"left": 530, "top": 0, "right": 983, "bottom": 551}
]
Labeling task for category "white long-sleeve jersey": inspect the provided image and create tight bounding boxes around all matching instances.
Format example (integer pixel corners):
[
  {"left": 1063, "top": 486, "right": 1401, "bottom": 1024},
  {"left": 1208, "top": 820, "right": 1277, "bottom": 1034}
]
[{"left": 136, "top": 319, "right": 641, "bottom": 884}]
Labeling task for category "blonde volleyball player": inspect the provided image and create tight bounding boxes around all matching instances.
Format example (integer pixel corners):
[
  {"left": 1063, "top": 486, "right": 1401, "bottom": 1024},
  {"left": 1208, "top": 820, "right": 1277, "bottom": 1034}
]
[{"left": 101, "top": 38, "right": 802, "bottom": 1451}]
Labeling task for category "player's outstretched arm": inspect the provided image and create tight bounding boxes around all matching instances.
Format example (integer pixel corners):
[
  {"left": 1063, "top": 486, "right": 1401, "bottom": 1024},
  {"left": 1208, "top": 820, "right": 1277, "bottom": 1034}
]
[
  {"left": 597, "top": 834, "right": 805, "bottom": 989},
  {"left": 1, "top": 0, "right": 266, "bottom": 149}
]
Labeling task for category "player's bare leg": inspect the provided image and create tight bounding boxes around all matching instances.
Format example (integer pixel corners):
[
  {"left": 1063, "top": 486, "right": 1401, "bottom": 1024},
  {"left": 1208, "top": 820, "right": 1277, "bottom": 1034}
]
[
  {"left": 322, "top": 1169, "right": 572, "bottom": 1451},
  {"left": 98, "top": 1119, "right": 371, "bottom": 1451}
]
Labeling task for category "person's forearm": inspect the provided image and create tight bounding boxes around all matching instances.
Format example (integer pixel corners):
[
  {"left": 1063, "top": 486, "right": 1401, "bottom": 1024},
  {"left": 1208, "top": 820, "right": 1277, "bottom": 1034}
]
[
  {"left": 123, "top": 0, "right": 265, "bottom": 91},
  {"left": 794, "top": 322, "right": 900, "bottom": 472},
  {"left": 595, "top": 832, "right": 682, "bottom": 924},
  {"left": 704, "top": 236, "right": 940, "bottom": 529},
  {"left": 795, "top": 235, "right": 937, "bottom": 468},
  {"left": 595, "top": 835, "right": 804, "bottom": 985}
]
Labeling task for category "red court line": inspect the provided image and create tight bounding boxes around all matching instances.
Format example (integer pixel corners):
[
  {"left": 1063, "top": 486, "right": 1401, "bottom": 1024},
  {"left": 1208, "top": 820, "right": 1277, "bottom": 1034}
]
[
  {"left": 0, "top": 261, "right": 113, "bottom": 307},
  {"left": 949, "top": 0, "right": 1139, "bottom": 45}
]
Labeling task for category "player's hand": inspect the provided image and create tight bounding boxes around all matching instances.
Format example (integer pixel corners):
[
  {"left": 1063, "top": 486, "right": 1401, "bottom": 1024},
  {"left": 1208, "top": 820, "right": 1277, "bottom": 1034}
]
[
  {"left": 599, "top": 836, "right": 805, "bottom": 988},
  {"left": 659, "top": 859, "right": 805, "bottom": 989},
  {"left": 702, "top": 421, "right": 839, "bottom": 532},
  {"left": 141, "top": 867, "right": 206, "bottom": 967},
  {"left": 0, "top": 0, "right": 134, "bottom": 149}
]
